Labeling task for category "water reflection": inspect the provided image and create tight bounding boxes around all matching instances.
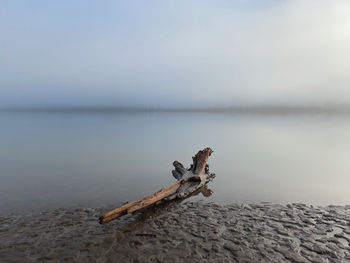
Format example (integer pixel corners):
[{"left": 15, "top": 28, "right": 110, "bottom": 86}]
[{"left": 1, "top": 112, "right": 350, "bottom": 213}]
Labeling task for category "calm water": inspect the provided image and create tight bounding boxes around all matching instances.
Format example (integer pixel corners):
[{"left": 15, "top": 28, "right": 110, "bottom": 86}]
[{"left": 1, "top": 112, "right": 350, "bottom": 213}]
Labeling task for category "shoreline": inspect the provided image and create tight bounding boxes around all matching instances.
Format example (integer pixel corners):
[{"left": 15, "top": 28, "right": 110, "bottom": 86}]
[{"left": 2, "top": 201, "right": 350, "bottom": 262}]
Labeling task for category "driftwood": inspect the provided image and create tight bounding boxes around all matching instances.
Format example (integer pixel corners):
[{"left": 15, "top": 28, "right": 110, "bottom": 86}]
[{"left": 99, "top": 147, "right": 215, "bottom": 224}]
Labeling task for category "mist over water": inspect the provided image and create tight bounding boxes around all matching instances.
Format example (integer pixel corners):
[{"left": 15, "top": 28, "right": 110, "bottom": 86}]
[
  {"left": 2, "top": 0, "right": 350, "bottom": 107},
  {"left": 2, "top": 1, "right": 350, "bottom": 212},
  {"left": 1, "top": 111, "right": 350, "bottom": 213}
]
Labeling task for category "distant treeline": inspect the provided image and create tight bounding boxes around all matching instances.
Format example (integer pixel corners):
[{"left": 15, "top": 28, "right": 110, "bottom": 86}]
[{"left": 1, "top": 105, "right": 350, "bottom": 115}]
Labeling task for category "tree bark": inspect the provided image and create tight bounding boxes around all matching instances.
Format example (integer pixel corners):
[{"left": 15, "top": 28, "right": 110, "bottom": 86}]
[{"left": 99, "top": 147, "right": 214, "bottom": 224}]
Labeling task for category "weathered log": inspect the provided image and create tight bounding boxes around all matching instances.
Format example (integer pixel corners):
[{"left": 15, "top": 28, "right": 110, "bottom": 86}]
[{"left": 99, "top": 147, "right": 215, "bottom": 224}]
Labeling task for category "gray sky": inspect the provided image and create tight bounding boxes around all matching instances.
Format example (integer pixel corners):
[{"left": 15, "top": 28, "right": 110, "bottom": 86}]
[{"left": 1, "top": 0, "right": 350, "bottom": 107}]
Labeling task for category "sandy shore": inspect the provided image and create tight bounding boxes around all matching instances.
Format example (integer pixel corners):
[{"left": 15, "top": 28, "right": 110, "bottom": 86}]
[{"left": 1, "top": 201, "right": 350, "bottom": 262}]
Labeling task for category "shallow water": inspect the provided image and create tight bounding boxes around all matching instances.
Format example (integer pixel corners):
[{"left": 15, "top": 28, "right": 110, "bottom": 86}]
[{"left": 1, "top": 111, "right": 350, "bottom": 212}]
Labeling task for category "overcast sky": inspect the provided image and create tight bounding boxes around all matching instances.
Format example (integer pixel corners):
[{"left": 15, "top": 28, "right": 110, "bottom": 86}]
[{"left": 1, "top": 0, "right": 350, "bottom": 107}]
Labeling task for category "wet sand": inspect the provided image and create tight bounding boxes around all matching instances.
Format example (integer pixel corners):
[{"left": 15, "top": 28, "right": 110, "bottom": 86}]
[{"left": 1, "top": 201, "right": 350, "bottom": 262}]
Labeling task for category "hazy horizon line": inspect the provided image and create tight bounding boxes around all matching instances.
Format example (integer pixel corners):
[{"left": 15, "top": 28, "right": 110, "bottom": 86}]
[{"left": 2, "top": 104, "right": 350, "bottom": 115}]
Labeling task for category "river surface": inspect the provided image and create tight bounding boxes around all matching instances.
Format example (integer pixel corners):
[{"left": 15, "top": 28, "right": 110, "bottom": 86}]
[{"left": 1, "top": 111, "right": 350, "bottom": 213}]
